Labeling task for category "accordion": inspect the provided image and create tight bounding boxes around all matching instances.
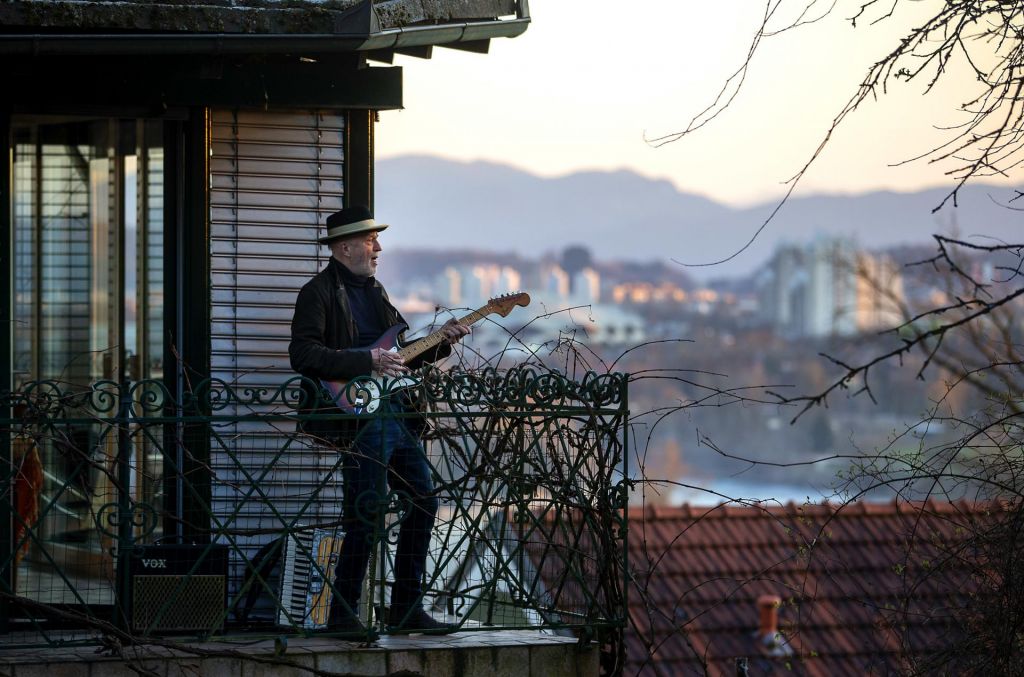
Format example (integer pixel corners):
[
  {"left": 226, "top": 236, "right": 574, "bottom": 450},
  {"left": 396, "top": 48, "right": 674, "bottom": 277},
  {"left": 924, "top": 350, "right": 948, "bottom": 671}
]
[{"left": 277, "top": 527, "right": 344, "bottom": 629}]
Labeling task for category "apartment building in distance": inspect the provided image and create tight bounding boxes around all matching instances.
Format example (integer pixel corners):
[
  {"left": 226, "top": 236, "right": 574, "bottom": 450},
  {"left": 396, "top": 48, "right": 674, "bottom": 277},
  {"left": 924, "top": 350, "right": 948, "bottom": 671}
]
[{"left": 757, "top": 237, "right": 905, "bottom": 338}]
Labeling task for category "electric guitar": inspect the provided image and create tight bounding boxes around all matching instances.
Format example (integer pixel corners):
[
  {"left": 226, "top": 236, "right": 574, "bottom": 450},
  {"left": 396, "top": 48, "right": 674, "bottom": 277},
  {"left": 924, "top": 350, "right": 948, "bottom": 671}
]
[{"left": 320, "top": 292, "right": 531, "bottom": 414}]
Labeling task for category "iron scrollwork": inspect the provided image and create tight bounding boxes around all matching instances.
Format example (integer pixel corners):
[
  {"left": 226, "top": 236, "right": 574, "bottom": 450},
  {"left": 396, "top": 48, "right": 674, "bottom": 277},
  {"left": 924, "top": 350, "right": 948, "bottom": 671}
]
[
  {"left": 1, "top": 365, "right": 629, "bottom": 646},
  {"left": 95, "top": 501, "right": 159, "bottom": 540}
]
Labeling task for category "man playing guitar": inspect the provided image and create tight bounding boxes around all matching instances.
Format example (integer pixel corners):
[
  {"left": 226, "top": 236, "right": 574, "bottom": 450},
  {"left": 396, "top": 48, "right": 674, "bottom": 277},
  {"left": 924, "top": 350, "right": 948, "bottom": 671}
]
[{"left": 289, "top": 205, "right": 468, "bottom": 635}]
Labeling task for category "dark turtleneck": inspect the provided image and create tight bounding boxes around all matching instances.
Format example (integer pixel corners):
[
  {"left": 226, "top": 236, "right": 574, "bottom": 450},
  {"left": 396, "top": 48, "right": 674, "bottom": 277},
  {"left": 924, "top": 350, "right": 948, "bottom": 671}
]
[{"left": 332, "top": 257, "right": 386, "bottom": 348}]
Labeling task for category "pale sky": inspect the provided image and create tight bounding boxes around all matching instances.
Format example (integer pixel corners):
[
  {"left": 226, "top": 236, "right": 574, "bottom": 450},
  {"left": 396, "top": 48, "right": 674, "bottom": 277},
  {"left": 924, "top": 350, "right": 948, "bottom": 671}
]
[{"left": 378, "top": 0, "right": 1007, "bottom": 208}]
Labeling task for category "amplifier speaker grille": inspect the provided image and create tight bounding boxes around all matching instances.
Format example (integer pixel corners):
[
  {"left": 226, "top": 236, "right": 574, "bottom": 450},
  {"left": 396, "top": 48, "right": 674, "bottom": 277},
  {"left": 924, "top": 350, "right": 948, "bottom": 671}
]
[{"left": 132, "top": 575, "right": 226, "bottom": 632}]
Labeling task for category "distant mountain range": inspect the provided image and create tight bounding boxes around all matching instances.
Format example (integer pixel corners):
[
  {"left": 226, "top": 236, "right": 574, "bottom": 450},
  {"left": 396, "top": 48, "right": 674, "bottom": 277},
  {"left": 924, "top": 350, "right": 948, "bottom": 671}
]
[{"left": 376, "top": 155, "right": 1022, "bottom": 280}]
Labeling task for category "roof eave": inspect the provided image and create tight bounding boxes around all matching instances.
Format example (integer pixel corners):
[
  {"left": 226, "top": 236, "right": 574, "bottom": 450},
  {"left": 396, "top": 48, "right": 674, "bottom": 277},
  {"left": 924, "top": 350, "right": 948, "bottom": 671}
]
[{"left": 0, "top": 13, "right": 530, "bottom": 56}]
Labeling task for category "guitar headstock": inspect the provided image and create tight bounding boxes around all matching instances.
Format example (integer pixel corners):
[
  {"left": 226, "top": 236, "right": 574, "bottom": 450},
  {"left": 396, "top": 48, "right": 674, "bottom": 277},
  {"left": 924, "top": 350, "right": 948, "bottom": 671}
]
[{"left": 487, "top": 292, "right": 531, "bottom": 317}]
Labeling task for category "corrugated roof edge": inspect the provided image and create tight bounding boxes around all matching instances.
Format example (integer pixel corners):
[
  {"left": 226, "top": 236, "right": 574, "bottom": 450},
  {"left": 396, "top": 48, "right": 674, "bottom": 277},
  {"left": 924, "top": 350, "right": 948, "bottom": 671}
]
[{"left": 0, "top": 0, "right": 529, "bottom": 55}]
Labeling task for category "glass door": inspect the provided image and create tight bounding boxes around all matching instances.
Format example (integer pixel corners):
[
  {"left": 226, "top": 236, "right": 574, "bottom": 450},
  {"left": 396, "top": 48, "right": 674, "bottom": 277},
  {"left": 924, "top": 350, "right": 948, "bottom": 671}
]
[{"left": 10, "top": 117, "right": 165, "bottom": 606}]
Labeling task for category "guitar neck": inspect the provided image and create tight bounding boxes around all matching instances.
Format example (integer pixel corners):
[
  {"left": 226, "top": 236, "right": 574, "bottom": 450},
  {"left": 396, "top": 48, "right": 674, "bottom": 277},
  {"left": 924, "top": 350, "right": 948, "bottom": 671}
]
[{"left": 397, "top": 307, "right": 490, "bottom": 363}]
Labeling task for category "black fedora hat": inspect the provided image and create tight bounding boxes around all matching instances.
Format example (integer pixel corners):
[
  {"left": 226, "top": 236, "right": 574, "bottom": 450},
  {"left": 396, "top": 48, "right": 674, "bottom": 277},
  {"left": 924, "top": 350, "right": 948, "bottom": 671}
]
[{"left": 318, "top": 205, "right": 389, "bottom": 244}]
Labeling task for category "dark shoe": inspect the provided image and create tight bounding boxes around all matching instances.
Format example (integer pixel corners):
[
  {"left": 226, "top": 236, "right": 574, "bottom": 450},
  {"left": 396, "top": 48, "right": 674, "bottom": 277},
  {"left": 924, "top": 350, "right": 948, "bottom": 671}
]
[
  {"left": 323, "top": 607, "right": 366, "bottom": 635},
  {"left": 387, "top": 607, "right": 455, "bottom": 633}
]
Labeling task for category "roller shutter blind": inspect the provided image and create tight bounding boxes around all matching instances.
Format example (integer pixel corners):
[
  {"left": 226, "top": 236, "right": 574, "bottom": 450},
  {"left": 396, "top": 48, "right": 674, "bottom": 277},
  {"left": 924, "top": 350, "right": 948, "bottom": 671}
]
[
  {"left": 208, "top": 110, "right": 345, "bottom": 600},
  {"left": 209, "top": 109, "right": 342, "bottom": 390}
]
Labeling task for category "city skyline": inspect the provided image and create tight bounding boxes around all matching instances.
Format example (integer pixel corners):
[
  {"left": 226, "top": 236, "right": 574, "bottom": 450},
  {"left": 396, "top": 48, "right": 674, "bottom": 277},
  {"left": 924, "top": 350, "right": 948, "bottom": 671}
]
[{"left": 381, "top": 236, "right": 911, "bottom": 348}]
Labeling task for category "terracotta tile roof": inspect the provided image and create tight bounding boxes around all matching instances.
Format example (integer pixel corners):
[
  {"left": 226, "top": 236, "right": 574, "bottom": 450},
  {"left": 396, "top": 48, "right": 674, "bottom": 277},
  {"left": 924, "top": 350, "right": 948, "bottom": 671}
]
[{"left": 619, "top": 499, "right": 1000, "bottom": 676}]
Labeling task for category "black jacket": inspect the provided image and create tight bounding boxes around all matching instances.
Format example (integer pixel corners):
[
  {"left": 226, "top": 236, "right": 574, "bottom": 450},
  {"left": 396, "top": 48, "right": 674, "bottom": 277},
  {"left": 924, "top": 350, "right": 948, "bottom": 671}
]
[{"left": 289, "top": 257, "right": 450, "bottom": 437}]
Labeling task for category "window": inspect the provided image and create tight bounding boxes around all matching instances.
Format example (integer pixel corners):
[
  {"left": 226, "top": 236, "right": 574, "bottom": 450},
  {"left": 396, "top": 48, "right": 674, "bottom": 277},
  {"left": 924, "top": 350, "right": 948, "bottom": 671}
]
[{"left": 10, "top": 117, "right": 165, "bottom": 605}]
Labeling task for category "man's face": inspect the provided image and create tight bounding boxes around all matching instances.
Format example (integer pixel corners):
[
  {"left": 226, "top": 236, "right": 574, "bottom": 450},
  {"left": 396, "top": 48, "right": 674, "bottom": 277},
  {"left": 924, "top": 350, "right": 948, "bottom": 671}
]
[{"left": 338, "top": 231, "right": 382, "bottom": 276}]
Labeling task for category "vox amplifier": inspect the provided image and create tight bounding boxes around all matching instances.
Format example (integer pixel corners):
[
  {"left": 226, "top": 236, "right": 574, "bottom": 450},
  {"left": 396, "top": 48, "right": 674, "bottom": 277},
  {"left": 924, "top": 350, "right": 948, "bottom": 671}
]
[{"left": 127, "top": 543, "right": 229, "bottom": 633}]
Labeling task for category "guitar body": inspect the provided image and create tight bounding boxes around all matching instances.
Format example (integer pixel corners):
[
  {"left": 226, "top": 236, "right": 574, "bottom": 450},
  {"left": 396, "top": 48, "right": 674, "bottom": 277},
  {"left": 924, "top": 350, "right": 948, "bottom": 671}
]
[
  {"left": 366, "top": 323, "right": 405, "bottom": 353},
  {"left": 317, "top": 292, "right": 531, "bottom": 415},
  {"left": 320, "top": 324, "right": 411, "bottom": 415}
]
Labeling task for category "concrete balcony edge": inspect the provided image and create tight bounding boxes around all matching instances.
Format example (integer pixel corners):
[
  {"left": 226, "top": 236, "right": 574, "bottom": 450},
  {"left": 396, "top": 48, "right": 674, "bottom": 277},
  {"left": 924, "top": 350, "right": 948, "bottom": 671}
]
[{"left": 1, "top": 629, "right": 600, "bottom": 677}]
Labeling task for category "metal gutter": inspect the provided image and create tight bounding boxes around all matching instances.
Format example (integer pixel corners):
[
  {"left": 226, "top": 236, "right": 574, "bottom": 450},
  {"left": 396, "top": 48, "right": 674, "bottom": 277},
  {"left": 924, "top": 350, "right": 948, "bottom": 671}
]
[{"left": 0, "top": 10, "right": 529, "bottom": 56}]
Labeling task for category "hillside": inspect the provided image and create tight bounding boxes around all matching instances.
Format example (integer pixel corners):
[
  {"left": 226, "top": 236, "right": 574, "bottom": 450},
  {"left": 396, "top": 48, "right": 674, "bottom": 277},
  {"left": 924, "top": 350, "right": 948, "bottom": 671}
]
[{"left": 376, "top": 155, "right": 1022, "bottom": 279}]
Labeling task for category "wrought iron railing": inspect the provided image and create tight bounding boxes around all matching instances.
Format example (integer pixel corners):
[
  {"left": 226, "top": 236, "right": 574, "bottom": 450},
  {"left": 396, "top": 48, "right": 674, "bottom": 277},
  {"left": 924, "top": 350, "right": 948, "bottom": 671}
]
[{"left": 0, "top": 367, "right": 628, "bottom": 650}]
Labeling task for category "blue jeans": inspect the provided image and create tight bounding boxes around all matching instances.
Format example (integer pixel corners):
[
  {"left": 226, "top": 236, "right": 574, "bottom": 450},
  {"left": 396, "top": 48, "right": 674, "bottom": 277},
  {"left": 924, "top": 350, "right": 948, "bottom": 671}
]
[{"left": 331, "top": 405, "right": 438, "bottom": 614}]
